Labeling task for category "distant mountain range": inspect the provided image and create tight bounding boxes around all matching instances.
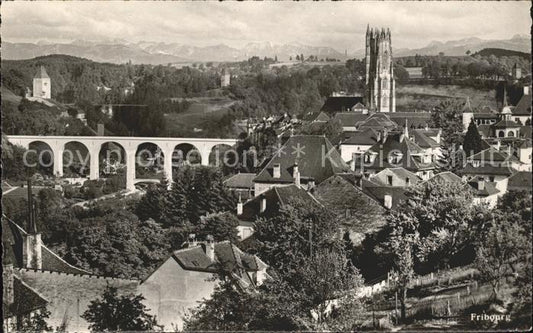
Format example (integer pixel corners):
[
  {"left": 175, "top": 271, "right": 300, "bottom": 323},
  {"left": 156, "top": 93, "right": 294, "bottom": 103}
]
[{"left": 2, "top": 35, "right": 530, "bottom": 65}]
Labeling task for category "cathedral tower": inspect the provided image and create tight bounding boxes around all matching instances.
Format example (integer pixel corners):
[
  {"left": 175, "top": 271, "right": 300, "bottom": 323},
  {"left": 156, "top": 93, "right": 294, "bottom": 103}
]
[{"left": 365, "top": 25, "right": 396, "bottom": 112}]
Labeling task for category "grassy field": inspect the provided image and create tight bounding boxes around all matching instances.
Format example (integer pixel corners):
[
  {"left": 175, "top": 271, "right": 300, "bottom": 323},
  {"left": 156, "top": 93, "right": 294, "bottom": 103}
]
[
  {"left": 396, "top": 84, "right": 498, "bottom": 112},
  {"left": 164, "top": 96, "right": 239, "bottom": 138}
]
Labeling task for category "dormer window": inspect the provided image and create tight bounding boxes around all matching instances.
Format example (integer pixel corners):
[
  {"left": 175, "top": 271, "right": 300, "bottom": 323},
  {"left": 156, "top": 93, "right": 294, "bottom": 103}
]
[
  {"left": 472, "top": 160, "right": 481, "bottom": 168},
  {"left": 388, "top": 152, "right": 403, "bottom": 165}
]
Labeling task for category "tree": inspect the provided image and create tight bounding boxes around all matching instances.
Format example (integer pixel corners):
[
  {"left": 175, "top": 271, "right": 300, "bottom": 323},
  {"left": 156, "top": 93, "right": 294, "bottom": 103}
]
[
  {"left": 430, "top": 99, "right": 466, "bottom": 171},
  {"left": 162, "top": 166, "right": 237, "bottom": 227},
  {"left": 463, "top": 119, "right": 484, "bottom": 157},
  {"left": 82, "top": 286, "right": 158, "bottom": 331},
  {"left": 388, "top": 234, "right": 416, "bottom": 323},
  {"left": 11, "top": 309, "right": 52, "bottom": 332},
  {"left": 476, "top": 214, "right": 529, "bottom": 300},
  {"left": 382, "top": 179, "right": 486, "bottom": 272},
  {"left": 195, "top": 212, "right": 240, "bottom": 242}
]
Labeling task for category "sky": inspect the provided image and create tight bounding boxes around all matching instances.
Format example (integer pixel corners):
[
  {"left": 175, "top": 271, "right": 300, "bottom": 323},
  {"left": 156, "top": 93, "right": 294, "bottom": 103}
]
[{"left": 2, "top": 1, "right": 531, "bottom": 52}]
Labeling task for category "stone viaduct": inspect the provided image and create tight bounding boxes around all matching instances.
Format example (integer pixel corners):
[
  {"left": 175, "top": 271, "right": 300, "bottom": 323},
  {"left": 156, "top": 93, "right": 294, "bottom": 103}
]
[{"left": 6, "top": 135, "right": 237, "bottom": 191}]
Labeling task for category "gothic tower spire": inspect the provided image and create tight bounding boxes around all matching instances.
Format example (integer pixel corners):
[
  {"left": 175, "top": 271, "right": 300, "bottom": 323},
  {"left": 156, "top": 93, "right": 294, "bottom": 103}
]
[{"left": 365, "top": 25, "right": 396, "bottom": 112}]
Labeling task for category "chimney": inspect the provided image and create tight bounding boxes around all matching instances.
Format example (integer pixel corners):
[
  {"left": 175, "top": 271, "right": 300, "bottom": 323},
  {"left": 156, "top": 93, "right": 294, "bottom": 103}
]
[
  {"left": 97, "top": 123, "right": 105, "bottom": 136},
  {"left": 237, "top": 194, "right": 243, "bottom": 215},
  {"left": 273, "top": 163, "right": 281, "bottom": 178},
  {"left": 478, "top": 180, "right": 485, "bottom": 191},
  {"left": 382, "top": 129, "right": 389, "bottom": 143},
  {"left": 187, "top": 233, "right": 197, "bottom": 247},
  {"left": 524, "top": 86, "right": 530, "bottom": 95},
  {"left": 3, "top": 265, "right": 15, "bottom": 306},
  {"left": 384, "top": 194, "right": 393, "bottom": 209},
  {"left": 308, "top": 179, "right": 315, "bottom": 190},
  {"left": 23, "top": 180, "right": 42, "bottom": 269},
  {"left": 293, "top": 162, "right": 300, "bottom": 187},
  {"left": 204, "top": 235, "right": 215, "bottom": 260},
  {"left": 260, "top": 196, "right": 267, "bottom": 213}
]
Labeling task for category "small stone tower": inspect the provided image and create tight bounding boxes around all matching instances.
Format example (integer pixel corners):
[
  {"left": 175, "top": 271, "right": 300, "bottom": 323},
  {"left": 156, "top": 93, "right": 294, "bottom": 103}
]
[
  {"left": 33, "top": 66, "right": 51, "bottom": 99},
  {"left": 221, "top": 68, "right": 231, "bottom": 88},
  {"left": 365, "top": 25, "right": 396, "bottom": 113}
]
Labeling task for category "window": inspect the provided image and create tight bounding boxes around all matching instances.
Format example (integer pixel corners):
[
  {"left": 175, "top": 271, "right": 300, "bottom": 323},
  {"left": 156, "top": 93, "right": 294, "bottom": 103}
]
[
  {"left": 387, "top": 175, "right": 393, "bottom": 186},
  {"left": 489, "top": 176, "right": 495, "bottom": 182},
  {"left": 405, "top": 177, "right": 410, "bottom": 186}
]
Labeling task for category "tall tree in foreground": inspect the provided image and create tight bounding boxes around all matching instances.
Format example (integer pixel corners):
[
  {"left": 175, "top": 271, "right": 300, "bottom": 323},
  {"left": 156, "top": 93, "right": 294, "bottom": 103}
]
[
  {"left": 430, "top": 99, "right": 465, "bottom": 171},
  {"left": 82, "top": 286, "right": 158, "bottom": 332},
  {"left": 463, "top": 119, "right": 484, "bottom": 157}
]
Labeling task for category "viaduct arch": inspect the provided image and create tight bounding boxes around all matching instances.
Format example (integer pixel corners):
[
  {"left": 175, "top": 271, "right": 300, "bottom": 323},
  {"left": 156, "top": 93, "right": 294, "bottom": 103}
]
[{"left": 6, "top": 135, "right": 237, "bottom": 191}]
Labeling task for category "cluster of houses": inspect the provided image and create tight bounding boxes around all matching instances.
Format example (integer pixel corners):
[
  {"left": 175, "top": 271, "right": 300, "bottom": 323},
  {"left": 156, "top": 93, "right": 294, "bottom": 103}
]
[{"left": 4, "top": 87, "right": 531, "bottom": 332}]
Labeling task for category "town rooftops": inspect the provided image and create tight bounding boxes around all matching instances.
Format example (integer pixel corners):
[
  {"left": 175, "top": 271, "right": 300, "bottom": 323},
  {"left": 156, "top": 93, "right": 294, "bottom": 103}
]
[
  {"left": 223, "top": 173, "right": 256, "bottom": 189},
  {"left": 321, "top": 96, "right": 364, "bottom": 114},
  {"left": 254, "top": 135, "right": 351, "bottom": 184},
  {"left": 363, "top": 132, "right": 436, "bottom": 172},
  {"left": 170, "top": 240, "right": 268, "bottom": 288},
  {"left": 34, "top": 66, "right": 50, "bottom": 79},
  {"left": 238, "top": 184, "right": 320, "bottom": 222}
]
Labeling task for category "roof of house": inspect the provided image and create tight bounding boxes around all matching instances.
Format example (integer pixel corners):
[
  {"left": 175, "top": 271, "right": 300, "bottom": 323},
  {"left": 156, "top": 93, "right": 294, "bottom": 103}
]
[
  {"left": 223, "top": 173, "right": 256, "bottom": 189},
  {"left": 171, "top": 241, "right": 268, "bottom": 288},
  {"left": 493, "top": 119, "right": 520, "bottom": 128},
  {"left": 3, "top": 275, "right": 49, "bottom": 318},
  {"left": 458, "top": 163, "right": 515, "bottom": 176},
  {"left": 34, "top": 66, "right": 50, "bottom": 79},
  {"left": 342, "top": 128, "right": 380, "bottom": 146},
  {"left": 507, "top": 171, "right": 532, "bottom": 192},
  {"left": 467, "top": 180, "right": 500, "bottom": 197},
  {"left": 254, "top": 135, "right": 351, "bottom": 184},
  {"left": 520, "top": 125, "right": 532, "bottom": 139},
  {"left": 469, "top": 147, "right": 518, "bottom": 162},
  {"left": 321, "top": 96, "right": 364, "bottom": 114},
  {"left": 369, "top": 167, "right": 422, "bottom": 187},
  {"left": 361, "top": 178, "right": 409, "bottom": 209},
  {"left": 332, "top": 112, "right": 369, "bottom": 128},
  {"left": 426, "top": 171, "right": 463, "bottom": 184},
  {"left": 513, "top": 93, "right": 532, "bottom": 116},
  {"left": 388, "top": 112, "right": 432, "bottom": 128},
  {"left": 363, "top": 132, "right": 437, "bottom": 172},
  {"left": 2, "top": 216, "right": 90, "bottom": 275},
  {"left": 477, "top": 124, "right": 492, "bottom": 138},
  {"left": 238, "top": 184, "right": 320, "bottom": 222},
  {"left": 304, "top": 111, "right": 331, "bottom": 122},
  {"left": 311, "top": 174, "right": 385, "bottom": 233},
  {"left": 356, "top": 113, "right": 398, "bottom": 130},
  {"left": 411, "top": 129, "right": 440, "bottom": 148}
]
